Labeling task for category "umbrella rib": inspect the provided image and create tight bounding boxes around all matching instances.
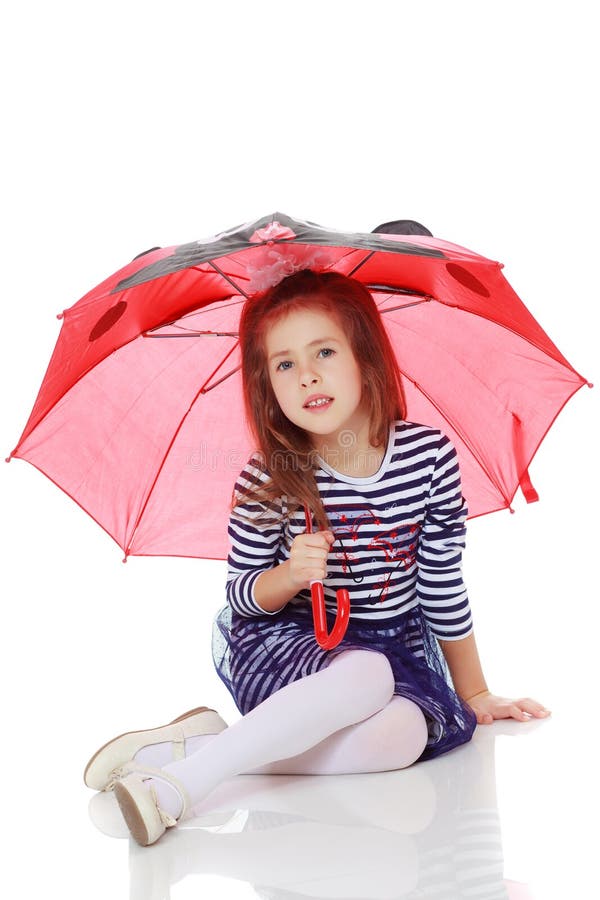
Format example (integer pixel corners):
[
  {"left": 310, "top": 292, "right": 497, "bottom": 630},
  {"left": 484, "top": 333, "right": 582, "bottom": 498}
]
[
  {"left": 141, "top": 297, "right": 246, "bottom": 337},
  {"left": 124, "top": 341, "right": 241, "bottom": 556},
  {"left": 201, "top": 365, "right": 241, "bottom": 392},
  {"left": 378, "top": 299, "right": 431, "bottom": 313},
  {"left": 369, "top": 285, "right": 433, "bottom": 297},
  {"left": 144, "top": 330, "right": 239, "bottom": 338},
  {"left": 396, "top": 365, "right": 513, "bottom": 510},
  {"left": 346, "top": 251, "right": 375, "bottom": 278},
  {"left": 72, "top": 336, "right": 206, "bottom": 486},
  {"left": 326, "top": 246, "right": 370, "bottom": 273},
  {"left": 208, "top": 261, "right": 251, "bottom": 299}
]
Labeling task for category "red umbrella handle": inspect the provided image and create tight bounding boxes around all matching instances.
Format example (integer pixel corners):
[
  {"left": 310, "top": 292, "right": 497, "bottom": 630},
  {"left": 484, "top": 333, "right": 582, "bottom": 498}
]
[
  {"left": 310, "top": 581, "right": 350, "bottom": 650},
  {"left": 304, "top": 504, "right": 350, "bottom": 649}
]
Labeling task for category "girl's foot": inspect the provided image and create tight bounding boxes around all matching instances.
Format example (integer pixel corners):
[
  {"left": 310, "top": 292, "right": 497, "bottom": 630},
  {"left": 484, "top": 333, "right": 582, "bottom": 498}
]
[
  {"left": 84, "top": 707, "right": 227, "bottom": 791},
  {"left": 114, "top": 767, "right": 189, "bottom": 846}
]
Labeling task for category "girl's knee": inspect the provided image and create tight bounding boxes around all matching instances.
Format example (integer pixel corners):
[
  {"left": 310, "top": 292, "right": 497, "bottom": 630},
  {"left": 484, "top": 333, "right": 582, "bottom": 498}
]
[
  {"left": 388, "top": 696, "right": 429, "bottom": 767},
  {"left": 328, "top": 649, "right": 395, "bottom": 709}
]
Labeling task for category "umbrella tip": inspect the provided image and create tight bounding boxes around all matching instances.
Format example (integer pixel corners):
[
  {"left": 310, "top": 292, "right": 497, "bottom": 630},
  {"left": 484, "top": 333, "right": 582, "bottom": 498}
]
[
  {"left": 122, "top": 555, "right": 128, "bottom": 564},
  {"left": 587, "top": 381, "right": 594, "bottom": 388},
  {"left": 5, "top": 454, "right": 12, "bottom": 463}
]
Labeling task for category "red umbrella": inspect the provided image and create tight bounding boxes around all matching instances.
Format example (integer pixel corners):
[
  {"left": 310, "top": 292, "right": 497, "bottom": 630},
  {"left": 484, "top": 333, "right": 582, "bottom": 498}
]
[{"left": 7, "top": 213, "right": 590, "bottom": 645}]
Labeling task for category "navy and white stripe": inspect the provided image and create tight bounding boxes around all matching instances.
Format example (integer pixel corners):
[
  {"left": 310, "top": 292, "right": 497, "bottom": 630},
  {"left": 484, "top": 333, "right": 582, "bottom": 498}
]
[{"left": 226, "top": 421, "right": 473, "bottom": 643}]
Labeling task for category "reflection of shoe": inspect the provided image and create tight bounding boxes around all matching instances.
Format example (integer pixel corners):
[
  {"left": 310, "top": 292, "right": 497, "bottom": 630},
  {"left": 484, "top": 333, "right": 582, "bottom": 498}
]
[
  {"left": 128, "top": 837, "right": 174, "bottom": 900},
  {"left": 88, "top": 789, "right": 130, "bottom": 839},
  {"left": 88, "top": 787, "right": 242, "bottom": 840},
  {"left": 126, "top": 814, "right": 249, "bottom": 900},
  {"left": 114, "top": 766, "right": 189, "bottom": 847},
  {"left": 84, "top": 706, "right": 227, "bottom": 791}
]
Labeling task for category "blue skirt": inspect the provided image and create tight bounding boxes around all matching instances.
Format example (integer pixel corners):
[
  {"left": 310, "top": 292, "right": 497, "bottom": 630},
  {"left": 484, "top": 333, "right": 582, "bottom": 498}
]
[{"left": 212, "top": 601, "right": 476, "bottom": 761}]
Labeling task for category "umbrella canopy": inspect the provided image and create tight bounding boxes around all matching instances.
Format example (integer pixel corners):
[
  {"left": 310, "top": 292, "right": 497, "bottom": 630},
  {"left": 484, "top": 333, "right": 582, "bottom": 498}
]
[{"left": 9, "top": 212, "right": 590, "bottom": 560}]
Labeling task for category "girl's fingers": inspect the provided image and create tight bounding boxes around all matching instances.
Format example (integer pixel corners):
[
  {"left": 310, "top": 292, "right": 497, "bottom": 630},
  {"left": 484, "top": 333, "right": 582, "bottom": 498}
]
[
  {"left": 509, "top": 698, "right": 551, "bottom": 719},
  {"left": 510, "top": 705, "right": 531, "bottom": 720},
  {"left": 292, "top": 545, "right": 330, "bottom": 563},
  {"left": 290, "top": 546, "right": 329, "bottom": 561},
  {"left": 304, "top": 531, "right": 334, "bottom": 546},
  {"left": 517, "top": 698, "right": 551, "bottom": 716},
  {"left": 503, "top": 702, "right": 549, "bottom": 721}
]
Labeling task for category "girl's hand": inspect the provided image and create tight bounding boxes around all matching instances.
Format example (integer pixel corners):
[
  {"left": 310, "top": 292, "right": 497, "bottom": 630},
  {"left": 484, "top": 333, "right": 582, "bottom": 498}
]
[
  {"left": 289, "top": 530, "right": 335, "bottom": 591},
  {"left": 465, "top": 690, "right": 551, "bottom": 725}
]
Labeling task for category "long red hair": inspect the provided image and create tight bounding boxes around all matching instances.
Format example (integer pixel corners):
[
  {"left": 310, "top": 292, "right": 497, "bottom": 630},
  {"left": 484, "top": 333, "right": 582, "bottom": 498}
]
[{"left": 234, "top": 269, "right": 407, "bottom": 530}]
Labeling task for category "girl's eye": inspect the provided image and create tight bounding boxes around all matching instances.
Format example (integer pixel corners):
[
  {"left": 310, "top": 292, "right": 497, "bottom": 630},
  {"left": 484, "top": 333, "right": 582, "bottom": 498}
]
[{"left": 275, "top": 348, "right": 335, "bottom": 372}]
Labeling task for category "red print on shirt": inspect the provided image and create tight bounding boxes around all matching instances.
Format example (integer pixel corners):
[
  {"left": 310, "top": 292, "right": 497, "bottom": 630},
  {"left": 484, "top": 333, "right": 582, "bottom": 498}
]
[
  {"left": 327, "top": 506, "right": 421, "bottom": 603},
  {"left": 335, "top": 507, "right": 381, "bottom": 541},
  {"left": 369, "top": 524, "right": 420, "bottom": 602},
  {"left": 334, "top": 547, "right": 359, "bottom": 575}
]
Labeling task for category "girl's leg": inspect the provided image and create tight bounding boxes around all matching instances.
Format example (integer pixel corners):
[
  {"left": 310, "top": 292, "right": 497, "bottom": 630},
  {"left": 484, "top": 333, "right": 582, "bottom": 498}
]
[
  {"left": 153, "top": 649, "right": 411, "bottom": 816},
  {"left": 135, "top": 694, "right": 428, "bottom": 776},
  {"left": 246, "top": 694, "right": 428, "bottom": 775}
]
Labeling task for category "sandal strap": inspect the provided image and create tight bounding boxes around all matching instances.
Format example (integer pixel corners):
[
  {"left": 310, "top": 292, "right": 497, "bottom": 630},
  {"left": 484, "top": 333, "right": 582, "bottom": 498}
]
[{"left": 108, "top": 762, "right": 190, "bottom": 818}]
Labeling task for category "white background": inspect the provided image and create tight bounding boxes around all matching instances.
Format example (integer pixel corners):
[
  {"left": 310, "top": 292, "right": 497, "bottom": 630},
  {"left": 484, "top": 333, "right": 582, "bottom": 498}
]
[{"left": 1, "top": 2, "right": 598, "bottom": 898}]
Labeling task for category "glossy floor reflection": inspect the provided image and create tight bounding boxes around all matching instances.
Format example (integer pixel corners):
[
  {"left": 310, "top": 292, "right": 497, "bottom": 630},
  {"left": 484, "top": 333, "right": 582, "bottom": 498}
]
[{"left": 85, "top": 711, "right": 593, "bottom": 900}]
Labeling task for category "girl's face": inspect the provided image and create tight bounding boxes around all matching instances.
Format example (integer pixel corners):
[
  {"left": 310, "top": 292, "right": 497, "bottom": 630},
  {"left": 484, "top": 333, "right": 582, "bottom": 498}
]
[{"left": 265, "top": 306, "right": 369, "bottom": 451}]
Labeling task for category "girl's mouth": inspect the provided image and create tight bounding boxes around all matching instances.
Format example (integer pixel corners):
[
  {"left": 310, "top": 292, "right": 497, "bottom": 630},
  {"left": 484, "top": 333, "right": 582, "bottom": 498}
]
[{"left": 304, "top": 397, "right": 334, "bottom": 412}]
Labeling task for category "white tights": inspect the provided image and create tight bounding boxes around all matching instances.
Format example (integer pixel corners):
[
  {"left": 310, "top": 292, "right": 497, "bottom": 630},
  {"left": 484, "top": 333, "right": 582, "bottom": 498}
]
[{"left": 148, "top": 649, "right": 429, "bottom": 817}]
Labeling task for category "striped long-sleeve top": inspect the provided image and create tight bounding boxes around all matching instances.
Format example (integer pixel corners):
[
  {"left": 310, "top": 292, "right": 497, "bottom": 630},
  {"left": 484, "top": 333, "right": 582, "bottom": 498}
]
[{"left": 225, "top": 421, "right": 473, "bottom": 642}]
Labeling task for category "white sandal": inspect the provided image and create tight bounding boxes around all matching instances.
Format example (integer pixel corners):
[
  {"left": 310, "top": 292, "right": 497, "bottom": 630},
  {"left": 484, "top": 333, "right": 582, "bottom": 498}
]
[
  {"left": 113, "top": 765, "right": 190, "bottom": 846},
  {"left": 84, "top": 706, "right": 227, "bottom": 791}
]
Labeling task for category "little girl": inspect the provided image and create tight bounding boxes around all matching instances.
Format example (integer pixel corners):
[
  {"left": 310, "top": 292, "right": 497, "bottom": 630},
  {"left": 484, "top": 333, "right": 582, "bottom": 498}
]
[{"left": 84, "top": 269, "right": 551, "bottom": 846}]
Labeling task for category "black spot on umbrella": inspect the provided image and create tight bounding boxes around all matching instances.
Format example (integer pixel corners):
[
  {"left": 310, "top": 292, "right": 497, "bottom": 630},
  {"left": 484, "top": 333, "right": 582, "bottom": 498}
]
[
  {"left": 371, "top": 220, "right": 433, "bottom": 237},
  {"left": 89, "top": 301, "right": 128, "bottom": 341},
  {"left": 446, "top": 263, "right": 490, "bottom": 297}
]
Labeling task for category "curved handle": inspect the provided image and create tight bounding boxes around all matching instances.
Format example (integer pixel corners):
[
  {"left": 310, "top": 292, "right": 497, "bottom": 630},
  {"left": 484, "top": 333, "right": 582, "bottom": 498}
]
[
  {"left": 304, "top": 504, "right": 350, "bottom": 649},
  {"left": 310, "top": 581, "right": 350, "bottom": 649}
]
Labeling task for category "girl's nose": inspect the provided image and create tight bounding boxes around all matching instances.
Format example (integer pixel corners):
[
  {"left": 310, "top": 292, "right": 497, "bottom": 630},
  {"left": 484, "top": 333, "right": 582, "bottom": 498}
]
[{"left": 300, "top": 363, "right": 320, "bottom": 387}]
